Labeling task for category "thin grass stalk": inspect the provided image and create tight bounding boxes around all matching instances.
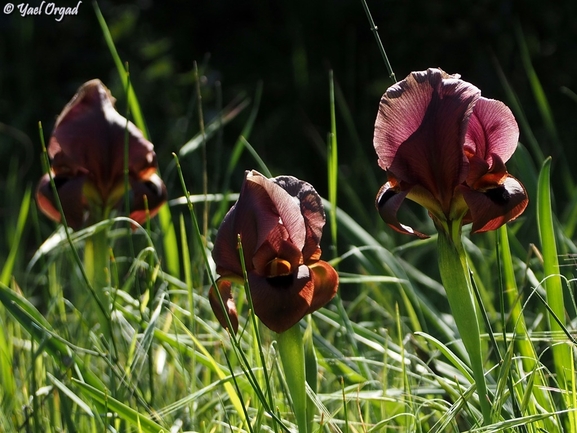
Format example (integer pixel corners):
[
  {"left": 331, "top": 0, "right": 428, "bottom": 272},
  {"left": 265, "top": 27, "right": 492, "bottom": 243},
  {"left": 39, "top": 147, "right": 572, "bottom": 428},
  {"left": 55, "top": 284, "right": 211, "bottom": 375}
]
[
  {"left": 328, "top": 70, "right": 338, "bottom": 255},
  {"left": 236, "top": 237, "right": 277, "bottom": 419},
  {"left": 359, "top": 0, "right": 396, "bottom": 83},
  {"left": 0, "top": 186, "right": 31, "bottom": 286},
  {"left": 193, "top": 61, "right": 209, "bottom": 248},
  {"left": 303, "top": 316, "right": 318, "bottom": 432},
  {"left": 515, "top": 22, "right": 574, "bottom": 198},
  {"left": 38, "top": 122, "right": 113, "bottom": 344}
]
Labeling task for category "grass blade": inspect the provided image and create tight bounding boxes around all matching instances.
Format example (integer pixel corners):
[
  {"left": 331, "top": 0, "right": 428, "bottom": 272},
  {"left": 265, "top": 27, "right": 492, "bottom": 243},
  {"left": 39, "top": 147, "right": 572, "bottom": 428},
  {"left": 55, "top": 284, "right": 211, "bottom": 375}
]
[
  {"left": 73, "top": 379, "right": 166, "bottom": 432},
  {"left": 536, "top": 157, "right": 575, "bottom": 430}
]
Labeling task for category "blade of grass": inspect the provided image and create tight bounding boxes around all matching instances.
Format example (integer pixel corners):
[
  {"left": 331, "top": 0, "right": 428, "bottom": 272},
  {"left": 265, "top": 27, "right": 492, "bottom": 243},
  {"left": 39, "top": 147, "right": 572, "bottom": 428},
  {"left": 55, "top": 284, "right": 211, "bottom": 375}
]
[
  {"left": 73, "top": 379, "right": 166, "bottom": 432},
  {"left": 536, "top": 157, "right": 575, "bottom": 430},
  {"left": 497, "top": 225, "right": 556, "bottom": 430},
  {"left": 0, "top": 185, "right": 31, "bottom": 286},
  {"left": 0, "top": 283, "right": 106, "bottom": 393},
  {"left": 515, "top": 22, "right": 574, "bottom": 196},
  {"left": 94, "top": 1, "right": 180, "bottom": 279}
]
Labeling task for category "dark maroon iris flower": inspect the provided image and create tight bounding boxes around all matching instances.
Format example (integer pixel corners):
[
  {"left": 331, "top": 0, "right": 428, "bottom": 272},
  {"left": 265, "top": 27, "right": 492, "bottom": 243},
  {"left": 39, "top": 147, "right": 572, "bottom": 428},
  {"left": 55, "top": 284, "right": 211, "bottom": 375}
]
[
  {"left": 209, "top": 170, "right": 339, "bottom": 334},
  {"left": 374, "top": 68, "right": 528, "bottom": 237},
  {"left": 36, "top": 79, "right": 167, "bottom": 229}
]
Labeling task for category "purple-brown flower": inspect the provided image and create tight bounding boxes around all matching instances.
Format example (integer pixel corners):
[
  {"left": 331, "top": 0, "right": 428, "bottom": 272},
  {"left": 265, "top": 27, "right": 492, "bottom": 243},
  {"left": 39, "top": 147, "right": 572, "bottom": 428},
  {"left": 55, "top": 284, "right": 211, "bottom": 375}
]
[
  {"left": 209, "top": 170, "right": 339, "bottom": 334},
  {"left": 36, "top": 79, "right": 167, "bottom": 229},
  {"left": 374, "top": 68, "right": 528, "bottom": 237}
]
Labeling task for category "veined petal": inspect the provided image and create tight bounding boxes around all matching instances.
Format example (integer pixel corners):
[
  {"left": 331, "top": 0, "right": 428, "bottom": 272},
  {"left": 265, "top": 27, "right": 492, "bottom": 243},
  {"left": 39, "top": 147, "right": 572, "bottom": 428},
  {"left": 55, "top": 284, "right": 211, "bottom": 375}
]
[
  {"left": 307, "top": 260, "right": 339, "bottom": 313},
  {"left": 272, "top": 175, "right": 325, "bottom": 261},
  {"left": 249, "top": 265, "right": 314, "bottom": 333},
  {"left": 465, "top": 97, "right": 519, "bottom": 166},
  {"left": 248, "top": 171, "right": 307, "bottom": 250},
  {"left": 374, "top": 68, "right": 479, "bottom": 213},
  {"left": 208, "top": 279, "right": 239, "bottom": 333},
  {"left": 460, "top": 175, "right": 528, "bottom": 233},
  {"left": 375, "top": 181, "right": 429, "bottom": 239},
  {"left": 212, "top": 172, "right": 282, "bottom": 276}
]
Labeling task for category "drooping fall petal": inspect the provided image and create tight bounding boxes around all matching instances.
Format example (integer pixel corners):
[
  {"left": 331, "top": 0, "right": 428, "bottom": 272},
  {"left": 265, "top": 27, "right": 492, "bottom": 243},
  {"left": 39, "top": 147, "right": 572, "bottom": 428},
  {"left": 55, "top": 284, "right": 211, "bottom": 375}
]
[
  {"left": 459, "top": 176, "right": 528, "bottom": 233},
  {"left": 249, "top": 265, "right": 315, "bottom": 333},
  {"left": 208, "top": 279, "right": 239, "bottom": 333},
  {"left": 375, "top": 181, "right": 428, "bottom": 239},
  {"left": 307, "top": 261, "right": 340, "bottom": 313}
]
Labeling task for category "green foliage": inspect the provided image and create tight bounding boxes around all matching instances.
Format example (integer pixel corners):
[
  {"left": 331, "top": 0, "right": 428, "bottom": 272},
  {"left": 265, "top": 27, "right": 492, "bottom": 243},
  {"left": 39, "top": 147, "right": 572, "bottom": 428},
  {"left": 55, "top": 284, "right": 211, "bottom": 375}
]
[{"left": 1, "top": 2, "right": 576, "bottom": 432}]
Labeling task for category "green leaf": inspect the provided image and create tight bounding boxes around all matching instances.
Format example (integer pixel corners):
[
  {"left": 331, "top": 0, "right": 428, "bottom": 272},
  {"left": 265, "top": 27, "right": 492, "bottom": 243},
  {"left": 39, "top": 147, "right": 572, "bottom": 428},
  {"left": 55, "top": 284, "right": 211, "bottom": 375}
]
[
  {"left": 73, "top": 379, "right": 166, "bottom": 432},
  {"left": 0, "top": 185, "right": 31, "bottom": 285},
  {"left": 436, "top": 224, "right": 490, "bottom": 424},
  {"left": 536, "top": 157, "right": 576, "bottom": 430},
  {"left": 277, "top": 324, "right": 309, "bottom": 433}
]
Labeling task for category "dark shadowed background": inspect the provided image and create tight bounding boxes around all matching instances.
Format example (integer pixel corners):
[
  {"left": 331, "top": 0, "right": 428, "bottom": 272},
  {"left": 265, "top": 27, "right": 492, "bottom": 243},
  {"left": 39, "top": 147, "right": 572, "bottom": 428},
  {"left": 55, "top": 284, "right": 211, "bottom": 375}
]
[{"left": 1, "top": 0, "right": 576, "bottom": 257}]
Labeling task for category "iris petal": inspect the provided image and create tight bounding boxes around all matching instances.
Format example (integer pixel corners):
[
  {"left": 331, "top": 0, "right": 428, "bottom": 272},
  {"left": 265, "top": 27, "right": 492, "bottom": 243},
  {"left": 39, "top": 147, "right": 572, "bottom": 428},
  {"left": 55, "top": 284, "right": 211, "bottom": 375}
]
[
  {"left": 208, "top": 279, "right": 239, "bottom": 333},
  {"left": 212, "top": 173, "right": 282, "bottom": 276},
  {"left": 459, "top": 175, "right": 528, "bottom": 233},
  {"left": 248, "top": 171, "right": 307, "bottom": 250},
  {"left": 249, "top": 266, "right": 314, "bottom": 333},
  {"left": 465, "top": 97, "right": 519, "bottom": 165},
  {"left": 49, "top": 80, "right": 159, "bottom": 202},
  {"left": 375, "top": 68, "right": 479, "bottom": 215},
  {"left": 308, "top": 261, "right": 339, "bottom": 313},
  {"left": 375, "top": 182, "right": 429, "bottom": 239},
  {"left": 36, "top": 174, "right": 87, "bottom": 229},
  {"left": 272, "top": 175, "right": 325, "bottom": 261}
]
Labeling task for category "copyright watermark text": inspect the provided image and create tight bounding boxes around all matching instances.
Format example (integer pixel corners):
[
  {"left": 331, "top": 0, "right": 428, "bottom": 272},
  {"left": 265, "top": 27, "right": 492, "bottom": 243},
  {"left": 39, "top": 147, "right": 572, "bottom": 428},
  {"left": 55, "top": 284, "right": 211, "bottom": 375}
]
[{"left": 3, "top": 1, "right": 82, "bottom": 21}]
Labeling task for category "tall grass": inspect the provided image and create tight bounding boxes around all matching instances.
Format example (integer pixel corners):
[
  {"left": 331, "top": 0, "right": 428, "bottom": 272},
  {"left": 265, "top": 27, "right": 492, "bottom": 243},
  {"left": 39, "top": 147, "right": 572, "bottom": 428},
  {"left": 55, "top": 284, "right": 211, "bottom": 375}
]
[{"left": 0, "top": 4, "right": 575, "bottom": 433}]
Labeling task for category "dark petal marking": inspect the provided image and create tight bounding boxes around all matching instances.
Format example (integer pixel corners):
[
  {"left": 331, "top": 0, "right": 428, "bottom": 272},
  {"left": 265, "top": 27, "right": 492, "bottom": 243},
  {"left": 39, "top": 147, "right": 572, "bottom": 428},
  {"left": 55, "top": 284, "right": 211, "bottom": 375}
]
[
  {"left": 375, "top": 182, "right": 429, "bottom": 239},
  {"left": 460, "top": 175, "right": 528, "bottom": 233}
]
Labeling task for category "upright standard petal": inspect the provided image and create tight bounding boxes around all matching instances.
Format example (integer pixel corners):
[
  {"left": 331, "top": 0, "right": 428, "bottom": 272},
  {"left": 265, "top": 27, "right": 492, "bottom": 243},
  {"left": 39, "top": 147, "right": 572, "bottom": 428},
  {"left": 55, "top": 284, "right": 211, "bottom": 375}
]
[
  {"left": 464, "top": 98, "right": 519, "bottom": 166},
  {"left": 374, "top": 68, "right": 479, "bottom": 215}
]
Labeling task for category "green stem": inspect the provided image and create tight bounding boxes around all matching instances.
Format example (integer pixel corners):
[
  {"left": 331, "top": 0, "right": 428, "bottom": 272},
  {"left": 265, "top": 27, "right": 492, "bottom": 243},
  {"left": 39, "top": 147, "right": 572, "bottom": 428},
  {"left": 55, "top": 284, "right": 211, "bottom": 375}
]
[
  {"left": 84, "top": 227, "right": 112, "bottom": 342},
  {"left": 277, "top": 324, "right": 308, "bottom": 433},
  {"left": 436, "top": 221, "right": 490, "bottom": 424}
]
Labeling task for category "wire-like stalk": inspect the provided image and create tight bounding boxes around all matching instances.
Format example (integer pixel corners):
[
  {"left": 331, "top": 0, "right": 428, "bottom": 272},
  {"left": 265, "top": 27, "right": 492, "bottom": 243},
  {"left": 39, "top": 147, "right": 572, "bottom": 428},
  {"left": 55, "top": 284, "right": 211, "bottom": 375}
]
[{"left": 359, "top": 0, "right": 396, "bottom": 83}]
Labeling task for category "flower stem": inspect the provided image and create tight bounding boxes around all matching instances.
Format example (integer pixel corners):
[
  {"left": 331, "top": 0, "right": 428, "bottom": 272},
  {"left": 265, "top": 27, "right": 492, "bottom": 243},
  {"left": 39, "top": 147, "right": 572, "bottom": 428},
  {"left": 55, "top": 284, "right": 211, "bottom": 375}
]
[
  {"left": 436, "top": 221, "right": 490, "bottom": 424},
  {"left": 277, "top": 324, "right": 309, "bottom": 433},
  {"left": 84, "top": 227, "right": 112, "bottom": 343}
]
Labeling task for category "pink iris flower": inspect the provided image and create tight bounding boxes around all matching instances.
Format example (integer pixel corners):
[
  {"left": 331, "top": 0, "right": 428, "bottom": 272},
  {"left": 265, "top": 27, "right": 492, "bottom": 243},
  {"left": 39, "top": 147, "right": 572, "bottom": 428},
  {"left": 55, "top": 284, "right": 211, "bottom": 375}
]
[
  {"left": 36, "top": 79, "right": 167, "bottom": 229},
  {"left": 209, "top": 170, "right": 339, "bottom": 334},
  {"left": 374, "top": 68, "right": 528, "bottom": 237}
]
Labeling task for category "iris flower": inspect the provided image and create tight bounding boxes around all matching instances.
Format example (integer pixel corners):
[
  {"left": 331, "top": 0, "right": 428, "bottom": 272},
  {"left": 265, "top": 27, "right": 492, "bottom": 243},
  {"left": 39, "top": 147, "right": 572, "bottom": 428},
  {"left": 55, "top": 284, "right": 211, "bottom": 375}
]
[
  {"left": 36, "top": 79, "right": 167, "bottom": 229},
  {"left": 209, "top": 170, "right": 339, "bottom": 333},
  {"left": 374, "top": 68, "right": 528, "bottom": 237}
]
